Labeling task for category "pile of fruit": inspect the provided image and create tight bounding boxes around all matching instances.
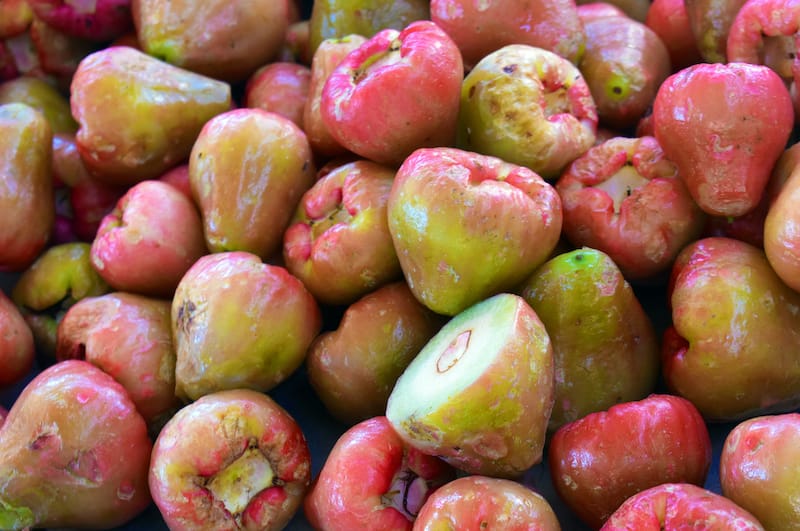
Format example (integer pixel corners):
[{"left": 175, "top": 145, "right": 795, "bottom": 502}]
[{"left": 2, "top": 0, "right": 800, "bottom": 529}]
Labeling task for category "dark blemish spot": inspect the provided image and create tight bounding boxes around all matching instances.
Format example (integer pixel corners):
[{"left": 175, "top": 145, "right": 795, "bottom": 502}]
[{"left": 503, "top": 64, "right": 517, "bottom": 74}]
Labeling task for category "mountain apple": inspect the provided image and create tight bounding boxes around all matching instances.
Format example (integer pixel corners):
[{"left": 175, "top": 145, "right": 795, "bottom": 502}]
[
  {"left": 0, "top": 0, "right": 32, "bottom": 39},
  {"left": 150, "top": 389, "right": 311, "bottom": 530},
  {"left": 28, "top": 0, "right": 132, "bottom": 42},
  {"left": 578, "top": 11, "right": 671, "bottom": 129},
  {"left": 653, "top": 62, "right": 793, "bottom": 217},
  {"left": 306, "top": 282, "right": 443, "bottom": 425},
  {"left": 133, "top": 0, "right": 289, "bottom": 82},
  {"left": 68, "top": 177, "right": 126, "bottom": 242},
  {"left": 645, "top": 0, "right": 702, "bottom": 70},
  {"left": 412, "top": 476, "right": 560, "bottom": 531},
  {"left": 387, "top": 147, "right": 562, "bottom": 316},
  {"left": 55, "top": 292, "right": 179, "bottom": 429},
  {"left": 0, "top": 291, "right": 34, "bottom": 387},
  {"left": 11, "top": 242, "right": 109, "bottom": 361},
  {"left": 720, "top": 413, "right": 800, "bottom": 530},
  {"left": 279, "top": 19, "right": 311, "bottom": 65},
  {"left": 430, "top": 0, "right": 585, "bottom": 68},
  {"left": 304, "top": 416, "right": 455, "bottom": 530},
  {"left": 0, "top": 360, "right": 152, "bottom": 529},
  {"left": 28, "top": 16, "right": 99, "bottom": 82},
  {"left": 50, "top": 133, "right": 90, "bottom": 187},
  {"left": 0, "top": 75, "right": 77, "bottom": 134},
  {"left": 320, "top": 20, "right": 463, "bottom": 166},
  {"left": 457, "top": 44, "right": 598, "bottom": 179},
  {"left": 387, "top": 293, "right": 555, "bottom": 478},
  {"left": 0, "top": 102, "right": 53, "bottom": 273},
  {"left": 519, "top": 248, "right": 659, "bottom": 432},
  {"left": 90, "top": 179, "right": 207, "bottom": 298},
  {"left": 283, "top": 159, "right": 402, "bottom": 305},
  {"left": 664, "top": 237, "right": 800, "bottom": 420},
  {"left": 764, "top": 159, "right": 800, "bottom": 293},
  {"left": 70, "top": 46, "right": 231, "bottom": 186},
  {"left": 600, "top": 483, "right": 765, "bottom": 530},
  {"left": 157, "top": 163, "right": 191, "bottom": 200},
  {"left": 684, "top": 0, "right": 746, "bottom": 62},
  {"left": 549, "top": 394, "right": 712, "bottom": 529},
  {"left": 555, "top": 136, "right": 706, "bottom": 281},
  {"left": 172, "top": 251, "right": 321, "bottom": 401},
  {"left": 244, "top": 61, "right": 311, "bottom": 128},
  {"left": 303, "top": 34, "right": 366, "bottom": 159},
  {"left": 308, "top": 0, "right": 429, "bottom": 55},
  {"left": 189, "top": 108, "right": 316, "bottom": 261}
]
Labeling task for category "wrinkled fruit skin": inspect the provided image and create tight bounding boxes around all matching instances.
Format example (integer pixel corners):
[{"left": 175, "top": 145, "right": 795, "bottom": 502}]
[
  {"left": 600, "top": 483, "right": 765, "bottom": 530},
  {"left": 90, "top": 179, "right": 208, "bottom": 298},
  {"left": 0, "top": 290, "right": 34, "bottom": 387},
  {"left": 0, "top": 102, "right": 54, "bottom": 272},
  {"left": 304, "top": 416, "right": 455, "bottom": 530},
  {"left": 720, "top": 413, "right": 800, "bottom": 530},
  {"left": 458, "top": 44, "right": 598, "bottom": 180},
  {"left": 664, "top": 237, "right": 800, "bottom": 421},
  {"left": 387, "top": 147, "right": 562, "bottom": 316},
  {"left": 71, "top": 46, "right": 232, "bottom": 187},
  {"left": 55, "top": 292, "right": 179, "bottom": 428},
  {"left": 283, "top": 159, "right": 402, "bottom": 305},
  {"left": 430, "top": 0, "right": 585, "bottom": 67},
  {"left": 653, "top": 62, "right": 793, "bottom": 217},
  {"left": 189, "top": 108, "right": 316, "bottom": 261},
  {"left": 556, "top": 136, "right": 706, "bottom": 281},
  {"left": 171, "top": 251, "right": 321, "bottom": 401},
  {"left": 150, "top": 389, "right": 311, "bottom": 531},
  {"left": 549, "top": 394, "right": 712, "bottom": 529},
  {"left": 306, "top": 281, "right": 443, "bottom": 425},
  {"left": 519, "top": 248, "right": 659, "bottom": 432},
  {"left": 412, "top": 476, "right": 561, "bottom": 531},
  {"left": 133, "top": 0, "right": 289, "bottom": 83},
  {"left": 321, "top": 20, "right": 463, "bottom": 167},
  {"left": 0, "top": 360, "right": 152, "bottom": 529}
]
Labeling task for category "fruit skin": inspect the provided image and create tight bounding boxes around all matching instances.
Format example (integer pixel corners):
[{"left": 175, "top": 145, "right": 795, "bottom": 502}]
[
  {"left": 306, "top": 281, "right": 444, "bottom": 425},
  {"left": 320, "top": 20, "right": 463, "bottom": 167},
  {"left": 150, "top": 389, "right": 311, "bottom": 531},
  {"left": 764, "top": 157, "right": 800, "bottom": 293},
  {"left": 0, "top": 360, "right": 152, "bottom": 529},
  {"left": 457, "top": 44, "right": 598, "bottom": 180},
  {"left": 653, "top": 62, "right": 793, "bottom": 217},
  {"left": 387, "top": 147, "right": 562, "bottom": 317},
  {"left": 720, "top": 413, "right": 800, "bottom": 530},
  {"left": 663, "top": 237, "right": 800, "bottom": 421},
  {"left": 578, "top": 12, "right": 671, "bottom": 129},
  {"left": 0, "top": 0, "right": 33, "bottom": 39},
  {"left": 387, "top": 293, "right": 556, "bottom": 478},
  {"left": 171, "top": 251, "right": 321, "bottom": 402},
  {"left": 0, "top": 102, "right": 54, "bottom": 272},
  {"left": 283, "top": 159, "right": 402, "bottom": 306},
  {"left": 430, "top": 0, "right": 585, "bottom": 68},
  {"left": 304, "top": 416, "right": 455, "bottom": 531},
  {"left": 244, "top": 61, "right": 311, "bottom": 128},
  {"left": 600, "top": 483, "right": 765, "bottom": 530},
  {"left": 189, "top": 108, "right": 316, "bottom": 261},
  {"left": 519, "top": 248, "right": 659, "bottom": 432},
  {"left": 28, "top": 0, "right": 133, "bottom": 42},
  {"left": 645, "top": 0, "right": 703, "bottom": 70},
  {"left": 308, "top": 0, "right": 429, "bottom": 56},
  {"left": 133, "top": 0, "right": 289, "bottom": 83},
  {"left": 55, "top": 292, "right": 179, "bottom": 429},
  {"left": 412, "top": 475, "right": 561, "bottom": 531},
  {"left": 70, "top": 46, "right": 232, "bottom": 187},
  {"left": 0, "top": 291, "right": 34, "bottom": 387},
  {"left": 0, "top": 75, "right": 77, "bottom": 134},
  {"left": 549, "top": 394, "right": 712, "bottom": 529},
  {"left": 684, "top": 0, "right": 747, "bottom": 63},
  {"left": 555, "top": 136, "right": 706, "bottom": 281}
]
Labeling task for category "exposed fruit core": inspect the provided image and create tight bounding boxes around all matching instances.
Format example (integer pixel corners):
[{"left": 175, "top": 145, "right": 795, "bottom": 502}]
[
  {"left": 207, "top": 446, "right": 275, "bottom": 517},
  {"left": 594, "top": 164, "right": 648, "bottom": 213},
  {"left": 436, "top": 330, "right": 471, "bottom": 373},
  {"left": 381, "top": 469, "right": 430, "bottom": 520}
]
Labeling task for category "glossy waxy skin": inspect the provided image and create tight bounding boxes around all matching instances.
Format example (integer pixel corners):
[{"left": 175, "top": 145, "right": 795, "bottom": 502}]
[
  {"left": 663, "top": 237, "right": 800, "bottom": 421},
  {"left": 519, "top": 248, "right": 659, "bottom": 432},
  {"left": 653, "top": 62, "right": 793, "bottom": 217},
  {"left": 0, "top": 76, "right": 77, "bottom": 134},
  {"left": 387, "top": 147, "right": 562, "bottom": 317},
  {"left": 720, "top": 413, "right": 800, "bottom": 530},
  {"left": 765, "top": 162, "right": 800, "bottom": 294},
  {"left": 0, "top": 290, "right": 34, "bottom": 387},
  {"left": 0, "top": 102, "right": 53, "bottom": 272},
  {"left": 684, "top": 0, "right": 747, "bottom": 62},
  {"left": 71, "top": 46, "right": 231, "bottom": 186}
]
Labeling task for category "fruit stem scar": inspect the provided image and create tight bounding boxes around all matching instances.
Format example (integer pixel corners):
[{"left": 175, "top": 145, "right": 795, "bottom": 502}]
[{"left": 436, "top": 330, "right": 471, "bottom": 373}]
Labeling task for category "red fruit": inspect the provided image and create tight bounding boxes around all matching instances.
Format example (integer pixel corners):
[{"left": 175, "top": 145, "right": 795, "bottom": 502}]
[{"left": 27, "top": 0, "right": 133, "bottom": 42}]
